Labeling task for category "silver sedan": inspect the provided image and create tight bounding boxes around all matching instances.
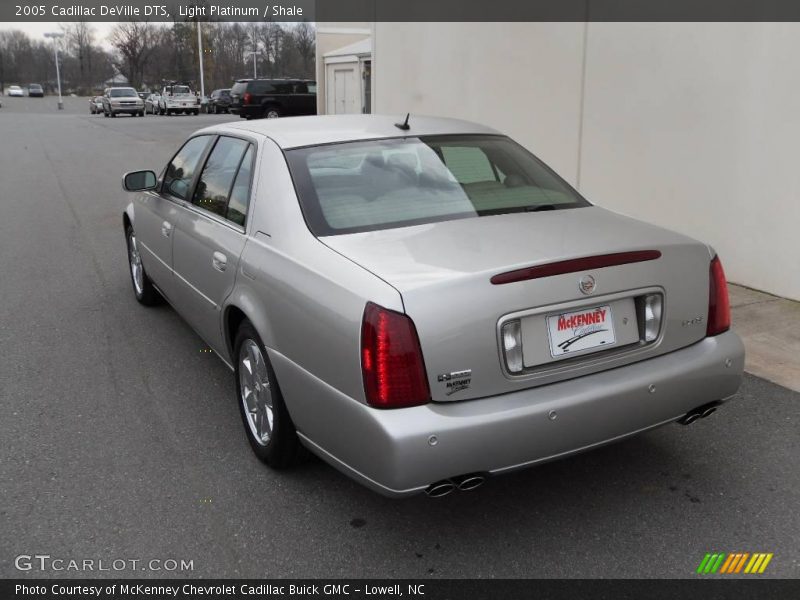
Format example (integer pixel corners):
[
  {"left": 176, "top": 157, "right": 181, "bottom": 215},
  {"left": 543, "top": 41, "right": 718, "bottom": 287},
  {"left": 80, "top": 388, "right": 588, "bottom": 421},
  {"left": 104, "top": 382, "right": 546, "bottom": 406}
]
[{"left": 120, "top": 115, "right": 744, "bottom": 497}]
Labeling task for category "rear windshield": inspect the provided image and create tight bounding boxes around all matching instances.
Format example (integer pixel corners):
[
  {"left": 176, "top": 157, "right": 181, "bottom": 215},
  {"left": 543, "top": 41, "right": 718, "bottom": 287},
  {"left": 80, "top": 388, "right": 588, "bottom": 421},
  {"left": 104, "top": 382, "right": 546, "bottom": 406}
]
[
  {"left": 286, "top": 135, "right": 591, "bottom": 236},
  {"left": 110, "top": 88, "right": 137, "bottom": 98}
]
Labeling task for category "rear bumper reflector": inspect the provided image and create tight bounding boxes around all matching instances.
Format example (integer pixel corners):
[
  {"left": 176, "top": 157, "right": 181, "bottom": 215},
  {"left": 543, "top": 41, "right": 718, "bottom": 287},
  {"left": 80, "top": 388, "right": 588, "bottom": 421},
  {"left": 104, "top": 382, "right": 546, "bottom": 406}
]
[{"left": 490, "top": 250, "right": 662, "bottom": 285}]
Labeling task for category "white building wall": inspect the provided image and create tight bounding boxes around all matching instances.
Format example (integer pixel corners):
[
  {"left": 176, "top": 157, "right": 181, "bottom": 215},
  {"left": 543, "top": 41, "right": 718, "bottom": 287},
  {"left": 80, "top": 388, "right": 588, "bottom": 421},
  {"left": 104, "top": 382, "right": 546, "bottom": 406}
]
[
  {"left": 373, "top": 22, "right": 800, "bottom": 301},
  {"left": 373, "top": 22, "right": 586, "bottom": 180}
]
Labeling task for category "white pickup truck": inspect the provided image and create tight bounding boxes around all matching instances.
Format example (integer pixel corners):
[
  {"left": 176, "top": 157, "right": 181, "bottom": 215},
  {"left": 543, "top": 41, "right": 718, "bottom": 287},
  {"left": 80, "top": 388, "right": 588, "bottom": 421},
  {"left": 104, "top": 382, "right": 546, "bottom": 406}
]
[{"left": 157, "top": 84, "right": 199, "bottom": 116}]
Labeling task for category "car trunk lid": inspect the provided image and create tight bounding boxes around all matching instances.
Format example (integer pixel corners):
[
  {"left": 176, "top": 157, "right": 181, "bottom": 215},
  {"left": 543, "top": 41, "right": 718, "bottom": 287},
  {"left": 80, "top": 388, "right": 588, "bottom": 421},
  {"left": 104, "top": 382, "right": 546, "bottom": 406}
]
[{"left": 321, "top": 207, "right": 713, "bottom": 401}]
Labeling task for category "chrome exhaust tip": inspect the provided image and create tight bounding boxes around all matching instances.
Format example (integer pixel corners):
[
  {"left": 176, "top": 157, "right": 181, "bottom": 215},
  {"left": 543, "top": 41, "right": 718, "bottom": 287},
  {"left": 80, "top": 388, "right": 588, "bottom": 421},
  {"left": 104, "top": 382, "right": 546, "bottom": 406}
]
[
  {"left": 454, "top": 474, "right": 485, "bottom": 492},
  {"left": 680, "top": 401, "right": 722, "bottom": 425},
  {"left": 679, "top": 412, "right": 701, "bottom": 426},
  {"left": 425, "top": 480, "right": 456, "bottom": 498}
]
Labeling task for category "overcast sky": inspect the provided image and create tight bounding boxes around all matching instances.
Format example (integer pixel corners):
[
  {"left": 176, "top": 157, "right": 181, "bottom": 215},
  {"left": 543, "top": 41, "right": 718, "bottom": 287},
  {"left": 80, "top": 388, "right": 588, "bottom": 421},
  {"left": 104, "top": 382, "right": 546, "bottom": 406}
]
[{"left": 0, "top": 22, "right": 117, "bottom": 49}]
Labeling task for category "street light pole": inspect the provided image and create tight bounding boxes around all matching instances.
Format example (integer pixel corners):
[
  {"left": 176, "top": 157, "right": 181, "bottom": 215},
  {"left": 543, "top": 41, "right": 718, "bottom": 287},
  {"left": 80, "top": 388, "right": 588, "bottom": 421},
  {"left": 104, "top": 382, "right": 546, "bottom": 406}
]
[
  {"left": 44, "top": 32, "right": 64, "bottom": 110},
  {"left": 246, "top": 52, "right": 257, "bottom": 79},
  {"left": 196, "top": 21, "right": 205, "bottom": 99}
]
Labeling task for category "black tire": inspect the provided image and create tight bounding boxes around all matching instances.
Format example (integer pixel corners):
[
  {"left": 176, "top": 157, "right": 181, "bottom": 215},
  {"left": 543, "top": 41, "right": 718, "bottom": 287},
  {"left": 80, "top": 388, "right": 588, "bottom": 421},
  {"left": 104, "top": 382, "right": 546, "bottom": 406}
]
[
  {"left": 103, "top": 110, "right": 109, "bottom": 118},
  {"left": 193, "top": 110, "right": 199, "bottom": 116},
  {"left": 110, "top": 112, "right": 117, "bottom": 118},
  {"left": 263, "top": 105, "right": 281, "bottom": 119},
  {"left": 138, "top": 111, "right": 144, "bottom": 117},
  {"left": 125, "top": 225, "right": 160, "bottom": 306},
  {"left": 234, "top": 321, "right": 304, "bottom": 468}
]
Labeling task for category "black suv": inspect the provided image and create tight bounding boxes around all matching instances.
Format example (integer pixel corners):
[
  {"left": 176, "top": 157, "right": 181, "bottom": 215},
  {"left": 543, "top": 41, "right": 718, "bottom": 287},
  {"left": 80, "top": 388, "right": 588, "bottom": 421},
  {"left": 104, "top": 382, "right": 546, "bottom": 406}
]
[{"left": 229, "top": 79, "right": 316, "bottom": 119}]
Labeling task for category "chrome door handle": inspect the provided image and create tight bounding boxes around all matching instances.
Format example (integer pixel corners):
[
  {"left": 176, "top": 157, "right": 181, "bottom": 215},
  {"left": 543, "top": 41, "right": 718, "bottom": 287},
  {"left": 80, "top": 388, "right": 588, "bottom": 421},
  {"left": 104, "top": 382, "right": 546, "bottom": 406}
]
[
  {"left": 161, "top": 221, "right": 172, "bottom": 238},
  {"left": 212, "top": 251, "right": 227, "bottom": 272}
]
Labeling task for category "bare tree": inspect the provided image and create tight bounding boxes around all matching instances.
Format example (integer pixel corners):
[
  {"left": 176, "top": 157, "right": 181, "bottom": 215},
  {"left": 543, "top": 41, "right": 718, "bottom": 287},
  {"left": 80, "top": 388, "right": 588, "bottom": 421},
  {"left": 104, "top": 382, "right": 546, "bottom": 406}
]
[
  {"left": 291, "top": 22, "right": 315, "bottom": 77},
  {"left": 63, "top": 21, "right": 94, "bottom": 92},
  {"left": 257, "top": 22, "right": 286, "bottom": 77},
  {"left": 109, "top": 21, "right": 158, "bottom": 89}
]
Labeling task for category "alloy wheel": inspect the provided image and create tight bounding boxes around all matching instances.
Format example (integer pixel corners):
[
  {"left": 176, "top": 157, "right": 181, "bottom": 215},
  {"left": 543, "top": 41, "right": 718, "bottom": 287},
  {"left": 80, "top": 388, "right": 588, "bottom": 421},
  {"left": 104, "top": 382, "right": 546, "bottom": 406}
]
[{"left": 239, "top": 339, "right": 274, "bottom": 446}]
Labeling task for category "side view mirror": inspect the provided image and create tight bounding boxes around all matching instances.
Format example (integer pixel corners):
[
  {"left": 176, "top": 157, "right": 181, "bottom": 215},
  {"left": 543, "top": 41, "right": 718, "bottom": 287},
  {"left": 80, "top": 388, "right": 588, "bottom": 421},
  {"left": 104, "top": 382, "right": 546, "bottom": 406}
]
[{"left": 122, "top": 170, "right": 157, "bottom": 192}]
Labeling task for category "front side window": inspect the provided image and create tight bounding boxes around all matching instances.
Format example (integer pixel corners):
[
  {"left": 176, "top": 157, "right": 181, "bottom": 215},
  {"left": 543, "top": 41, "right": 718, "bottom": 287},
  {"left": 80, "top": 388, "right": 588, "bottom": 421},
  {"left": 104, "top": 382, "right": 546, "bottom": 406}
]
[
  {"left": 191, "top": 137, "right": 253, "bottom": 225},
  {"left": 286, "top": 135, "right": 590, "bottom": 236},
  {"left": 162, "top": 135, "right": 212, "bottom": 200}
]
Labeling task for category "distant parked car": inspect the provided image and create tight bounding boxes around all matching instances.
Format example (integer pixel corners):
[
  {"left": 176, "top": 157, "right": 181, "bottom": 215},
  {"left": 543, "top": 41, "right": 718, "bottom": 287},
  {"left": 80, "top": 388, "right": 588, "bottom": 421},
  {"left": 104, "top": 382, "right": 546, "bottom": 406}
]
[
  {"left": 8, "top": 85, "right": 24, "bottom": 97},
  {"left": 229, "top": 78, "right": 316, "bottom": 119},
  {"left": 102, "top": 87, "right": 145, "bottom": 117},
  {"left": 144, "top": 93, "right": 161, "bottom": 114},
  {"left": 138, "top": 92, "right": 148, "bottom": 101},
  {"left": 28, "top": 84, "right": 44, "bottom": 97},
  {"left": 207, "top": 88, "right": 232, "bottom": 114},
  {"left": 89, "top": 96, "right": 104, "bottom": 114},
  {"left": 158, "top": 84, "right": 198, "bottom": 116}
]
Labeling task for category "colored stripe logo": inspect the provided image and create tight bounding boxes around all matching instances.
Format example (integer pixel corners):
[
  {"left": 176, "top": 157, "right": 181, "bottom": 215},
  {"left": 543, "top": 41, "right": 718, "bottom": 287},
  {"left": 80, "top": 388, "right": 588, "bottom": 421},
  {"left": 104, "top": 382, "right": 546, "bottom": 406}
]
[{"left": 697, "top": 552, "right": 773, "bottom": 574}]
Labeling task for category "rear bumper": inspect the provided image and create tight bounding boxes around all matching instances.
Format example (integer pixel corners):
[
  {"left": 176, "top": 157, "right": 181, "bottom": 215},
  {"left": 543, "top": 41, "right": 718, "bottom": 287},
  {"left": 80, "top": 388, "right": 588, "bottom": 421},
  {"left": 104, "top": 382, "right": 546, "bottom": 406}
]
[
  {"left": 275, "top": 331, "right": 745, "bottom": 497},
  {"left": 229, "top": 105, "right": 260, "bottom": 118}
]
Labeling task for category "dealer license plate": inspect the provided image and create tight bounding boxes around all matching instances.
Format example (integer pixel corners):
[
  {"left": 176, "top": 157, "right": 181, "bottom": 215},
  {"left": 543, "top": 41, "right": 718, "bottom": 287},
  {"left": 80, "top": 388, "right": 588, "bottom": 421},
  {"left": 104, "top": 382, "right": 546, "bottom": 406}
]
[{"left": 546, "top": 305, "right": 616, "bottom": 357}]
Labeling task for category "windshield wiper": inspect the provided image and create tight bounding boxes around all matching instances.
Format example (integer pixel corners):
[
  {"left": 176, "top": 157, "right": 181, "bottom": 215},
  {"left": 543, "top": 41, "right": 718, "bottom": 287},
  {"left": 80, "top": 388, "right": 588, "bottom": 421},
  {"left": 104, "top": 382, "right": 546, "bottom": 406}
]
[{"left": 524, "top": 204, "right": 556, "bottom": 212}]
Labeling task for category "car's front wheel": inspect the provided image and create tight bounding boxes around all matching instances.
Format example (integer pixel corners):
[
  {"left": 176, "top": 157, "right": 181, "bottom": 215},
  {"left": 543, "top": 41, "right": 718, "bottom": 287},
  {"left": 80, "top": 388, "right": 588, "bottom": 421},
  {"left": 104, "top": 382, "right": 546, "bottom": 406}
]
[
  {"left": 234, "top": 321, "right": 303, "bottom": 468},
  {"left": 125, "top": 225, "right": 160, "bottom": 306}
]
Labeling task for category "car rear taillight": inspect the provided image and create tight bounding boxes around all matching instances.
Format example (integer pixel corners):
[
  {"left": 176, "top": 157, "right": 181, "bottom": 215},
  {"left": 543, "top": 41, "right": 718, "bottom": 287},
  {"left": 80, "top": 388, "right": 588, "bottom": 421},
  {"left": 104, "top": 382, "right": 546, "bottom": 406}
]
[
  {"left": 707, "top": 255, "right": 731, "bottom": 336},
  {"left": 361, "top": 302, "right": 430, "bottom": 408},
  {"left": 243, "top": 92, "right": 252, "bottom": 105}
]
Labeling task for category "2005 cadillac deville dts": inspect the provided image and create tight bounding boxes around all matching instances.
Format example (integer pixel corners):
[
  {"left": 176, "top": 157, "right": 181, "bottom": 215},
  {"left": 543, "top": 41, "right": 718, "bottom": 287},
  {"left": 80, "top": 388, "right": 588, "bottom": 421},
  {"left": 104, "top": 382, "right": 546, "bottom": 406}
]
[{"left": 121, "top": 115, "right": 744, "bottom": 497}]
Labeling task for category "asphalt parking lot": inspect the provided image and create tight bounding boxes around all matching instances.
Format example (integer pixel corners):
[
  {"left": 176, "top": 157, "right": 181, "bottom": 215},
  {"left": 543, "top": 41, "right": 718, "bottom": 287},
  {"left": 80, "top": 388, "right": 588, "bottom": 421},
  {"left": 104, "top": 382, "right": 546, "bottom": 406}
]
[{"left": 0, "top": 96, "right": 798, "bottom": 579}]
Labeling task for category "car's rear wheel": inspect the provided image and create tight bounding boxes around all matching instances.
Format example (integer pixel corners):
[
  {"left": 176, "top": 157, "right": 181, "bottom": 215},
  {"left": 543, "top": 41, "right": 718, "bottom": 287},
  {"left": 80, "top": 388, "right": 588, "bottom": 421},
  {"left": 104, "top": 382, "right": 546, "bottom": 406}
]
[
  {"left": 125, "top": 225, "right": 160, "bottom": 306},
  {"left": 264, "top": 106, "right": 281, "bottom": 119},
  {"left": 234, "top": 321, "right": 303, "bottom": 468}
]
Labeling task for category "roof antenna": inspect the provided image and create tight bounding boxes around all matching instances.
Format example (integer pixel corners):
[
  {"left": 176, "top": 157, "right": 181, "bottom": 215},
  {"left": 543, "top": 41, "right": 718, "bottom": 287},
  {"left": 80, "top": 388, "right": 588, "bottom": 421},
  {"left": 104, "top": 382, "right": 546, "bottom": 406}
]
[{"left": 394, "top": 113, "right": 410, "bottom": 131}]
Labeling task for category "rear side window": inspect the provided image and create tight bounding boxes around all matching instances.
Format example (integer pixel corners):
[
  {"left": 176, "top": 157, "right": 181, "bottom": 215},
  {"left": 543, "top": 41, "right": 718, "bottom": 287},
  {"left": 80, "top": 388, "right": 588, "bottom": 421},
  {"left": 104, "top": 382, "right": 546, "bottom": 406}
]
[
  {"left": 163, "top": 135, "right": 212, "bottom": 200},
  {"left": 250, "top": 81, "right": 275, "bottom": 94},
  {"left": 231, "top": 82, "right": 247, "bottom": 96},
  {"left": 273, "top": 82, "right": 293, "bottom": 94},
  {"left": 227, "top": 146, "right": 254, "bottom": 226},
  {"left": 192, "top": 137, "right": 250, "bottom": 219}
]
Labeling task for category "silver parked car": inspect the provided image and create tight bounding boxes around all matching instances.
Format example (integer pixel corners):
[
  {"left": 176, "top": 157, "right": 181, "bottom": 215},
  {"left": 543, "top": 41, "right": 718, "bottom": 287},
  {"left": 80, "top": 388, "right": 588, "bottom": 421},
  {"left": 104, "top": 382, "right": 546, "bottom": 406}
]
[
  {"left": 121, "top": 115, "right": 744, "bottom": 497},
  {"left": 89, "top": 96, "right": 104, "bottom": 114},
  {"left": 103, "top": 87, "right": 145, "bottom": 117},
  {"left": 144, "top": 93, "right": 161, "bottom": 115}
]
